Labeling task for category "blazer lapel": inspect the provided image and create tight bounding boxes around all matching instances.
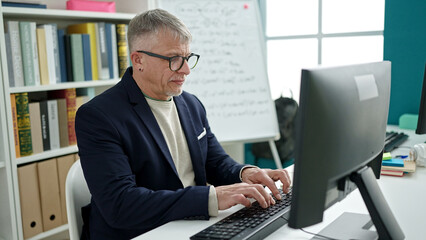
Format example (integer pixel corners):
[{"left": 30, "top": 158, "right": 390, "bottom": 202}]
[
  {"left": 174, "top": 96, "right": 206, "bottom": 185},
  {"left": 123, "top": 71, "right": 179, "bottom": 177}
]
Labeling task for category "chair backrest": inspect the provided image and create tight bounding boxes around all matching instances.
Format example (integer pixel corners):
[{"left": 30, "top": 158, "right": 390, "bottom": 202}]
[{"left": 66, "top": 160, "right": 91, "bottom": 240}]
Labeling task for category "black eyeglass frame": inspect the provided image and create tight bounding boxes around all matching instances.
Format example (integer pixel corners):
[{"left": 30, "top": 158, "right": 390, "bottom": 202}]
[{"left": 137, "top": 50, "right": 200, "bottom": 72}]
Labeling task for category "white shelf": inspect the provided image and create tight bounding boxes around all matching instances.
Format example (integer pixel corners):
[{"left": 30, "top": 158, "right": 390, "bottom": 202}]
[
  {"left": 9, "top": 79, "right": 120, "bottom": 93},
  {"left": 27, "top": 224, "right": 69, "bottom": 240},
  {"left": 16, "top": 145, "right": 78, "bottom": 165},
  {"left": 0, "top": 2, "right": 136, "bottom": 239},
  {"left": 2, "top": 7, "right": 135, "bottom": 21}
]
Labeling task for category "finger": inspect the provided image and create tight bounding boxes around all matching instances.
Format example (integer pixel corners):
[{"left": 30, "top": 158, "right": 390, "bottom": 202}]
[
  {"left": 259, "top": 171, "right": 282, "bottom": 200},
  {"left": 246, "top": 184, "right": 270, "bottom": 208},
  {"left": 233, "top": 194, "right": 252, "bottom": 208}
]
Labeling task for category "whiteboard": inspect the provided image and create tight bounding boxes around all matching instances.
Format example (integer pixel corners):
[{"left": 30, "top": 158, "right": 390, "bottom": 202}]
[{"left": 158, "top": 0, "right": 279, "bottom": 143}]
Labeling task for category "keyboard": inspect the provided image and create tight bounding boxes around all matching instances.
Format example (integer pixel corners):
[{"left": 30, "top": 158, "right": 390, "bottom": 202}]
[
  {"left": 384, "top": 131, "right": 408, "bottom": 152},
  {"left": 190, "top": 189, "right": 292, "bottom": 240}
]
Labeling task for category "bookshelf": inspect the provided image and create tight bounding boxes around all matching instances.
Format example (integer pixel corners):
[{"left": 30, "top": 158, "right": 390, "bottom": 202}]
[{"left": 0, "top": 2, "right": 137, "bottom": 239}]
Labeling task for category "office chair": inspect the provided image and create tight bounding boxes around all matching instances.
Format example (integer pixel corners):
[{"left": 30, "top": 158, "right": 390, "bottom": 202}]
[{"left": 66, "top": 160, "right": 91, "bottom": 240}]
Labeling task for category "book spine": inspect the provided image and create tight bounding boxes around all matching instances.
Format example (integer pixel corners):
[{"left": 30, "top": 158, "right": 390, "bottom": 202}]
[
  {"left": 64, "top": 35, "right": 74, "bottom": 82},
  {"left": 110, "top": 23, "right": 119, "bottom": 79},
  {"left": 81, "top": 34, "right": 92, "bottom": 81},
  {"left": 36, "top": 27, "right": 50, "bottom": 85},
  {"left": 7, "top": 21, "right": 25, "bottom": 87},
  {"left": 116, "top": 24, "right": 129, "bottom": 78},
  {"left": 65, "top": 89, "right": 77, "bottom": 145},
  {"left": 39, "top": 100, "right": 51, "bottom": 151},
  {"left": 57, "top": 29, "right": 68, "bottom": 82},
  {"left": 70, "top": 34, "right": 85, "bottom": 82},
  {"left": 105, "top": 23, "right": 114, "bottom": 79},
  {"left": 29, "top": 102, "right": 43, "bottom": 154},
  {"left": 96, "top": 22, "right": 110, "bottom": 80},
  {"left": 47, "top": 100, "right": 60, "bottom": 150},
  {"left": 10, "top": 94, "right": 21, "bottom": 158},
  {"left": 15, "top": 92, "right": 33, "bottom": 156},
  {"left": 19, "top": 21, "right": 36, "bottom": 86},
  {"left": 42, "top": 24, "right": 57, "bottom": 85},
  {"left": 30, "top": 22, "right": 41, "bottom": 86},
  {"left": 50, "top": 24, "right": 62, "bottom": 83},
  {"left": 5, "top": 33, "right": 15, "bottom": 87},
  {"left": 57, "top": 99, "right": 69, "bottom": 147}
]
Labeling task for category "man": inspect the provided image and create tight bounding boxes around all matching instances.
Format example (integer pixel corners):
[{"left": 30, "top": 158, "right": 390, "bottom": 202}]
[{"left": 75, "top": 9, "right": 291, "bottom": 239}]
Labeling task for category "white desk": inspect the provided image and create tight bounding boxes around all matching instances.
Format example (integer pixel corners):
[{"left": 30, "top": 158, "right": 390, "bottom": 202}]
[{"left": 135, "top": 126, "right": 426, "bottom": 240}]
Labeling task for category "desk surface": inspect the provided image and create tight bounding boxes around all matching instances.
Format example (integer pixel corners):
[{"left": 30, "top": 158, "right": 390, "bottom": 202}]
[{"left": 135, "top": 126, "right": 426, "bottom": 240}]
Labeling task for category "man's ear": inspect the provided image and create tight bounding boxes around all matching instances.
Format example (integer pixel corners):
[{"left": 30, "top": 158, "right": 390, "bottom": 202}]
[{"left": 130, "top": 51, "right": 143, "bottom": 70}]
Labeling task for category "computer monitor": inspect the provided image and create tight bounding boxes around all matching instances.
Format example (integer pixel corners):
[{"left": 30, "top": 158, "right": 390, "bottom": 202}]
[
  {"left": 288, "top": 61, "right": 405, "bottom": 239},
  {"left": 415, "top": 63, "right": 426, "bottom": 134}
]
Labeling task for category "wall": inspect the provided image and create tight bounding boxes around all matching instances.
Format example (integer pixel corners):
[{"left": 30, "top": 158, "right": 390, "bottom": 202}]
[{"left": 384, "top": 0, "right": 426, "bottom": 124}]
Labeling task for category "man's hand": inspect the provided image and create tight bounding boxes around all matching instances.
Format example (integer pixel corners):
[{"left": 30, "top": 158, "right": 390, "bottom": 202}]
[
  {"left": 215, "top": 183, "right": 275, "bottom": 210},
  {"left": 241, "top": 167, "right": 291, "bottom": 201}
]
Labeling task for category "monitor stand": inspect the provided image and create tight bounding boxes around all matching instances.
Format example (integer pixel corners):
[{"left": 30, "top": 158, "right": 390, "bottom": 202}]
[
  {"left": 315, "top": 166, "right": 405, "bottom": 240},
  {"left": 313, "top": 212, "right": 377, "bottom": 240}
]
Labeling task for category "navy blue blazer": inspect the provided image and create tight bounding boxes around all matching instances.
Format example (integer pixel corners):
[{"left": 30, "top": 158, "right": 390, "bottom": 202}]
[{"left": 75, "top": 67, "right": 245, "bottom": 239}]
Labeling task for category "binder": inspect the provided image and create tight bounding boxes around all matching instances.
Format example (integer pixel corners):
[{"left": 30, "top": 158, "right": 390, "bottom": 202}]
[
  {"left": 37, "top": 158, "right": 63, "bottom": 230},
  {"left": 17, "top": 163, "right": 44, "bottom": 238},
  {"left": 56, "top": 154, "right": 76, "bottom": 223}
]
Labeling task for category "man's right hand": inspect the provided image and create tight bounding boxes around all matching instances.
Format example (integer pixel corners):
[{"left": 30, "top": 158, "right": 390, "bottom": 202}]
[{"left": 215, "top": 183, "right": 275, "bottom": 210}]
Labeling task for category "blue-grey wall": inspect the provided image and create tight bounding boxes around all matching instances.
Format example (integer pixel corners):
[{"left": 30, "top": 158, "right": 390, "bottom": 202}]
[{"left": 384, "top": 0, "right": 426, "bottom": 124}]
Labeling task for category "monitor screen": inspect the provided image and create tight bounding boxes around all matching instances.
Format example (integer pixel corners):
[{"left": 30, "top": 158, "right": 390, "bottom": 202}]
[
  {"left": 288, "top": 61, "right": 405, "bottom": 239},
  {"left": 415, "top": 63, "right": 426, "bottom": 134}
]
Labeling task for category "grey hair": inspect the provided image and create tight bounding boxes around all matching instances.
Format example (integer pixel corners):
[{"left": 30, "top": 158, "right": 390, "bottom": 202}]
[{"left": 127, "top": 9, "right": 192, "bottom": 52}]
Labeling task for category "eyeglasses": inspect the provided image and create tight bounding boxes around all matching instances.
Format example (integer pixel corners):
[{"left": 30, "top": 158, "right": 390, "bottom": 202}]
[{"left": 137, "top": 50, "right": 200, "bottom": 72}]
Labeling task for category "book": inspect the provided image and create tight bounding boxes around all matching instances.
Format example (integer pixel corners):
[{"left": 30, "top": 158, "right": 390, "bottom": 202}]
[
  {"left": 19, "top": 21, "right": 40, "bottom": 86},
  {"left": 39, "top": 24, "right": 57, "bottom": 85},
  {"left": 76, "top": 95, "right": 90, "bottom": 110},
  {"left": 57, "top": 98, "right": 70, "bottom": 147},
  {"left": 67, "top": 22, "right": 99, "bottom": 80},
  {"left": 2, "top": 1, "right": 47, "bottom": 8},
  {"left": 6, "top": 21, "right": 25, "bottom": 87},
  {"left": 10, "top": 94, "right": 20, "bottom": 158},
  {"left": 39, "top": 100, "right": 50, "bottom": 151},
  {"left": 96, "top": 22, "right": 110, "bottom": 79},
  {"left": 47, "top": 100, "right": 60, "bottom": 150},
  {"left": 5, "top": 33, "right": 15, "bottom": 87},
  {"left": 109, "top": 23, "right": 119, "bottom": 79},
  {"left": 64, "top": 34, "right": 74, "bottom": 82},
  {"left": 382, "top": 158, "right": 404, "bottom": 167},
  {"left": 28, "top": 102, "right": 43, "bottom": 154},
  {"left": 105, "top": 23, "right": 114, "bottom": 79},
  {"left": 81, "top": 34, "right": 92, "bottom": 81},
  {"left": 15, "top": 92, "right": 33, "bottom": 156},
  {"left": 49, "top": 89, "right": 77, "bottom": 145},
  {"left": 116, "top": 23, "right": 129, "bottom": 78},
  {"left": 50, "top": 24, "right": 62, "bottom": 83},
  {"left": 380, "top": 169, "right": 404, "bottom": 177},
  {"left": 57, "top": 29, "right": 68, "bottom": 82},
  {"left": 381, "top": 160, "right": 416, "bottom": 173},
  {"left": 36, "top": 27, "right": 50, "bottom": 85},
  {"left": 69, "top": 34, "right": 85, "bottom": 82}
]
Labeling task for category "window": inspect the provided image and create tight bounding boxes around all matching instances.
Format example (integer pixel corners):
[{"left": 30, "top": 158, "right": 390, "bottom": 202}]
[{"left": 263, "top": 0, "right": 385, "bottom": 101}]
